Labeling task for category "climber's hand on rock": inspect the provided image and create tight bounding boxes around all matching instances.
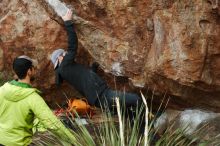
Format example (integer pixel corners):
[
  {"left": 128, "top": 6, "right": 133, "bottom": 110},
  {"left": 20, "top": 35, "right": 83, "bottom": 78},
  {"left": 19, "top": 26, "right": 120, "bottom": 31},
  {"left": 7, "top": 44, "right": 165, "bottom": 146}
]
[{"left": 62, "top": 9, "right": 72, "bottom": 21}]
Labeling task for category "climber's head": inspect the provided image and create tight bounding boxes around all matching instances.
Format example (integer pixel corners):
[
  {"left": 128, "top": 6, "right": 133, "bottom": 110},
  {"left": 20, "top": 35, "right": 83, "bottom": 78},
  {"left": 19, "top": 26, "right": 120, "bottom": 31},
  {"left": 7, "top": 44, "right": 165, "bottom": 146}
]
[{"left": 50, "top": 49, "right": 66, "bottom": 69}]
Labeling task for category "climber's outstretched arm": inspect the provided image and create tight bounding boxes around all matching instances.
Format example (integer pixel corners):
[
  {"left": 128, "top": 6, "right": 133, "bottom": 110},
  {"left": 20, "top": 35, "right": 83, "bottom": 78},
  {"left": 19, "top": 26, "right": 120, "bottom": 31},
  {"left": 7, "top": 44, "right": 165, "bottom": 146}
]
[{"left": 62, "top": 10, "right": 78, "bottom": 64}]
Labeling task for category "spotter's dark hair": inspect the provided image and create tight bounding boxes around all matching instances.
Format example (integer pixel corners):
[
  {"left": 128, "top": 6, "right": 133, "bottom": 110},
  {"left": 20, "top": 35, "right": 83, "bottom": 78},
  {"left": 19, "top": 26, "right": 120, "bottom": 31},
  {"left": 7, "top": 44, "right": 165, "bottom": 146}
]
[{"left": 13, "top": 58, "right": 33, "bottom": 79}]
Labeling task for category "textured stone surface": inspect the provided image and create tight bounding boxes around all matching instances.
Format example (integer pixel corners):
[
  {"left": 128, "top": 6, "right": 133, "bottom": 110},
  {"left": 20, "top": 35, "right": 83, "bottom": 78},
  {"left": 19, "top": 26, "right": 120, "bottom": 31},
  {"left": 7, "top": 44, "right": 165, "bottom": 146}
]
[
  {"left": 144, "top": 0, "right": 220, "bottom": 111},
  {"left": 0, "top": 0, "right": 220, "bottom": 110},
  {"left": 0, "top": 0, "right": 68, "bottom": 88},
  {"left": 154, "top": 109, "right": 220, "bottom": 142},
  {"left": 0, "top": 48, "right": 3, "bottom": 71}
]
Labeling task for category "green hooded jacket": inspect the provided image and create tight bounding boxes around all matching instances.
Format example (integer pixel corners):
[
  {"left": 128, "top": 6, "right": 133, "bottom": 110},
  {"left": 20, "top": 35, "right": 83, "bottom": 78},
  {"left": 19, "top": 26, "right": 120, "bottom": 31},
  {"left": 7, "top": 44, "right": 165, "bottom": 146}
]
[{"left": 0, "top": 81, "right": 76, "bottom": 146}]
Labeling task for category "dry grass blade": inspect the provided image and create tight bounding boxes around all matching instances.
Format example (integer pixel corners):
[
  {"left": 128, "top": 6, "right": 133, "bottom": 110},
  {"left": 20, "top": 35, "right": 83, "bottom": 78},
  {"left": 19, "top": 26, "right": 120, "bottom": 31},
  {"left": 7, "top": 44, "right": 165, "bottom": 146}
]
[
  {"left": 115, "top": 97, "right": 125, "bottom": 146},
  {"left": 141, "top": 92, "right": 149, "bottom": 146}
]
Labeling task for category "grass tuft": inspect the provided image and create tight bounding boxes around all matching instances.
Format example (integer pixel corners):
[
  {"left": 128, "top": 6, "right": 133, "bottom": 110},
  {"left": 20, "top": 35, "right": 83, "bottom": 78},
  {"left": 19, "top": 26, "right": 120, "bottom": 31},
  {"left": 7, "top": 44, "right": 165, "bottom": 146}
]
[{"left": 32, "top": 94, "right": 219, "bottom": 146}]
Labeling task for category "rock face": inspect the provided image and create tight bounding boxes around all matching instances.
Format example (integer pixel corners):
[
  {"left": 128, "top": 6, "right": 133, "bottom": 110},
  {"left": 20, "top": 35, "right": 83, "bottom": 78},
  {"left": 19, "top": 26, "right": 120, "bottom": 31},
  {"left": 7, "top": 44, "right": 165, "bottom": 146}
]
[
  {"left": 0, "top": 0, "right": 68, "bottom": 88},
  {"left": 145, "top": 0, "right": 220, "bottom": 111},
  {"left": 154, "top": 109, "right": 220, "bottom": 142},
  {"left": 0, "top": 0, "right": 220, "bottom": 110}
]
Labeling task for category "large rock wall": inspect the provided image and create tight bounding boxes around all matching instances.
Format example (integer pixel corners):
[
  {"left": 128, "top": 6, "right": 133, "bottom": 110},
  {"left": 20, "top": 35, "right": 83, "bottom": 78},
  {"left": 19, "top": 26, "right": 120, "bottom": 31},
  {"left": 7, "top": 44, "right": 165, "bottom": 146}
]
[
  {"left": 145, "top": 0, "right": 220, "bottom": 111},
  {"left": 0, "top": 0, "right": 68, "bottom": 88},
  {"left": 0, "top": 0, "right": 219, "bottom": 110}
]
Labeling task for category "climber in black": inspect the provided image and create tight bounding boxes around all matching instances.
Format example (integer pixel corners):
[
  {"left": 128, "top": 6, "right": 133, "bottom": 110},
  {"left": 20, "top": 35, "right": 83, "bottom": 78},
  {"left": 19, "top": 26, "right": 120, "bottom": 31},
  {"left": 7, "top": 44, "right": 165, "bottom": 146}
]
[{"left": 50, "top": 10, "right": 142, "bottom": 115}]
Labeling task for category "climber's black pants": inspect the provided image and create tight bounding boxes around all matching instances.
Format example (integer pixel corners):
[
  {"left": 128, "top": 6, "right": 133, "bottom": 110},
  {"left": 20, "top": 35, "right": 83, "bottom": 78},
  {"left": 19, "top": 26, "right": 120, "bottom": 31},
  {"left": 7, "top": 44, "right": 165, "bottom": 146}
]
[{"left": 95, "top": 88, "right": 143, "bottom": 117}]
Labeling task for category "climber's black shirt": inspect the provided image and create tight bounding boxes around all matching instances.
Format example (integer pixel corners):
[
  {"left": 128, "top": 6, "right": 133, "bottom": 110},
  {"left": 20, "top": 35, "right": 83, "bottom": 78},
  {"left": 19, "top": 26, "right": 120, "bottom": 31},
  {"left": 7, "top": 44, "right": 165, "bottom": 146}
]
[{"left": 55, "top": 21, "right": 108, "bottom": 105}]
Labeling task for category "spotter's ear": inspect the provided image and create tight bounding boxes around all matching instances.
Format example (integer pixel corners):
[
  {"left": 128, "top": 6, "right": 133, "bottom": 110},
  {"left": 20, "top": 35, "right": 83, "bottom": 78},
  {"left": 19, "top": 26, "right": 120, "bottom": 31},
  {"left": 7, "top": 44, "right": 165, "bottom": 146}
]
[{"left": 27, "top": 68, "right": 33, "bottom": 75}]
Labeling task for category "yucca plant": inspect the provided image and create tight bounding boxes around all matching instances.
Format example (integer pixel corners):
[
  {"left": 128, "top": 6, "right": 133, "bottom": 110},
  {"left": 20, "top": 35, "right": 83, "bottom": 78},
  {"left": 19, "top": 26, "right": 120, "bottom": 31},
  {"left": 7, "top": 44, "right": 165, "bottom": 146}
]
[{"left": 32, "top": 93, "right": 218, "bottom": 146}]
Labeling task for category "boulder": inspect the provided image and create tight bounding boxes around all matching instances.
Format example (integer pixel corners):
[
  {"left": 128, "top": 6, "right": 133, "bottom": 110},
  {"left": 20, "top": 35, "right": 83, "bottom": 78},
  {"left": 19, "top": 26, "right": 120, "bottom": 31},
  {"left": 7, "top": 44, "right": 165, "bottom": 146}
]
[
  {"left": 0, "top": 0, "right": 219, "bottom": 111},
  {"left": 0, "top": 0, "right": 68, "bottom": 88},
  {"left": 145, "top": 0, "right": 220, "bottom": 111},
  {"left": 154, "top": 109, "right": 220, "bottom": 143}
]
